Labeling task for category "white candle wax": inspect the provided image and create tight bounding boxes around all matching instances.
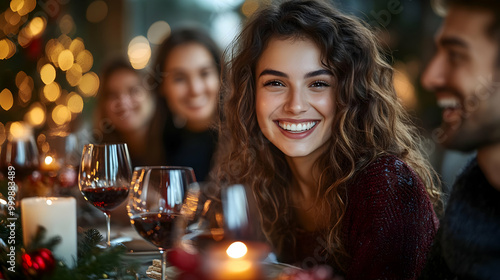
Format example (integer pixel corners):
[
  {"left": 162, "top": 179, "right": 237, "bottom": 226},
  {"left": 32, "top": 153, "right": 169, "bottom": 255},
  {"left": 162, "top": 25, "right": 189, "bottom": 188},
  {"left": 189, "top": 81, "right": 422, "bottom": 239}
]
[{"left": 21, "top": 197, "right": 77, "bottom": 268}]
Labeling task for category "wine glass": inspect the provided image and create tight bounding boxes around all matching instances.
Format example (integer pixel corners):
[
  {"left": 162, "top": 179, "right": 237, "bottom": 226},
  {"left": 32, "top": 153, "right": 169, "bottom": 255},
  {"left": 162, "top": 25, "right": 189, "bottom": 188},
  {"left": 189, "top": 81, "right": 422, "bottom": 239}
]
[
  {"left": 128, "top": 166, "right": 197, "bottom": 280},
  {"left": 38, "top": 131, "right": 80, "bottom": 195},
  {"left": 78, "top": 143, "right": 132, "bottom": 247},
  {"left": 0, "top": 122, "right": 39, "bottom": 199}
]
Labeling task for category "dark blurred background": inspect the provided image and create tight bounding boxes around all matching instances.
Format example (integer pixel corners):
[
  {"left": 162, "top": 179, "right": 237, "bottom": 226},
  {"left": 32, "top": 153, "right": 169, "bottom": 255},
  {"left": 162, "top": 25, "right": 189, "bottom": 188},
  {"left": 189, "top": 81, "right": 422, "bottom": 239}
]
[{"left": 1, "top": 0, "right": 463, "bottom": 185}]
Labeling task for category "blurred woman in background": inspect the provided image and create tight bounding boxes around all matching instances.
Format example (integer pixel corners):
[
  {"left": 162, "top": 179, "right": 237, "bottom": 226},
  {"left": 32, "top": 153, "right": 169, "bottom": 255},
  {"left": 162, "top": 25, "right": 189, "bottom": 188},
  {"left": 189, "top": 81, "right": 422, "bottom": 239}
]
[
  {"left": 95, "top": 58, "right": 165, "bottom": 167},
  {"left": 153, "top": 28, "right": 221, "bottom": 181}
]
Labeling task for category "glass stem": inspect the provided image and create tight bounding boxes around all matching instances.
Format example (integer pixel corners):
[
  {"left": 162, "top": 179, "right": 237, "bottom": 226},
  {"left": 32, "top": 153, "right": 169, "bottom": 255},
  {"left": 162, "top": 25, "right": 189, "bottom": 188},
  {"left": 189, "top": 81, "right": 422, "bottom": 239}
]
[
  {"left": 104, "top": 212, "right": 111, "bottom": 247},
  {"left": 160, "top": 249, "right": 167, "bottom": 280}
]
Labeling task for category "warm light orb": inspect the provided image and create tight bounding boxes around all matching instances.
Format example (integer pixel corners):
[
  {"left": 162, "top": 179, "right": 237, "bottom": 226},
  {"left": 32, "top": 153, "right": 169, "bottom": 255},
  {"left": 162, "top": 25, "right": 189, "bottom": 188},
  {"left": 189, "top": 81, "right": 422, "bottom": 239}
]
[
  {"left": 52, "top": 105, "right": 71, "bottom": 125},
  {"left": 25, "top": 103, "right": 46, "bottom": 127},
  {"left": 242, "top": 0, "right": 259, "bottom": 17},
  {"left": 67, "top": 92, "right": 84, "bottom": 113},
  {"left": 78, "top": 72, "right": 99, "bottom": 97},
  {"left": 86, "top": 0, "right": 108, "bottom": 23},
  {"left": 226, "top": 242, "right": 248, "bottom": 259},
  {"left": 46, "top": 199, "right": 53, "bottom": 205},
  {"left": 59, "top": 14, "right": 75, "bottom": 35},
  {"left": 45, "top": 155, "right": 54, "bottom": 165},
  {"left": 147, "top": 21, "right": 171, "bottom": 45},
  {"left": 0, "top": 39, "right": 16, "bottom": 60},
  {"left": 69, "top": 38, "right": 85, "bottom": 56},
  {"left": 43, "top": 82, "right": 61, "bottom": 102},
  {"left": 58, "top": 50, "right": 74, "bottom": 71},
  {"left": 66, "top": 64, "right": 82, "bottom": 86},
  {"left": 18, "top": 0, "right": 36, "bottom": 16},
  {"left": 40, "top": 63, "right": 56, "bottom": 84},
  {"left": 28, "top": 17, "right": 46, "bottom": 37},
  {"left": 76, "top": 50, "right": 93, "bottom": 73},
  {"left": 18, "top": 75, "right": 33, "bottom": 104},
  {"left": 9, "top": 121, "right": 30, "bottom": 140},
  {"left": 128, "top": 36, "right": 151, "bottom": 69},
  {"left": 0, "top": 88, "right": 14, "bottom": 111},
  {"left": 10, "top": 0, "right": 24, "bottom": 12}
]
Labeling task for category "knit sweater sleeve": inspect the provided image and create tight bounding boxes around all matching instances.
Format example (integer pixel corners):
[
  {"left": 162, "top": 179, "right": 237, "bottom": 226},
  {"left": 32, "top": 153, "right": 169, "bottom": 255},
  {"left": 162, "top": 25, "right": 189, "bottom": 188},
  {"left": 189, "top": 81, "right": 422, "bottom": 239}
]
[{"left": 343, "top": 156, "right": 439, "bottom": 280}]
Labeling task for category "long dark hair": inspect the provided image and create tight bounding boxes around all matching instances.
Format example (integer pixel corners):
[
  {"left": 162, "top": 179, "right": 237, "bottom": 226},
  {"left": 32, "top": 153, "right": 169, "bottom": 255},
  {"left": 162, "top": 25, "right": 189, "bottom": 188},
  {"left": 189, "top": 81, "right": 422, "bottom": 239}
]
[{"left": 214, "top": 0, "right": 441, "bottom": 270}]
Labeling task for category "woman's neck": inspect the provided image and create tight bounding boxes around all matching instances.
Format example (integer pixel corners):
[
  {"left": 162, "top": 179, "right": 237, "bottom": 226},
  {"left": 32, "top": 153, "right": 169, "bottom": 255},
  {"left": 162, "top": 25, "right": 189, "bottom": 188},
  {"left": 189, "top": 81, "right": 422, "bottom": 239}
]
[{"left": 286, "top": 145, "right": 329, "bottom": 231}]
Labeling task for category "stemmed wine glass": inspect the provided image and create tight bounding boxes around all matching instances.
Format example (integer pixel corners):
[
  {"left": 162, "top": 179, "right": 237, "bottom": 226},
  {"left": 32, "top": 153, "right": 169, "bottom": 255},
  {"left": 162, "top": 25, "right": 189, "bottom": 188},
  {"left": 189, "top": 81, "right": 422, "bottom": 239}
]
[
  {"left": 0, "top": 122, "right": 39, "bottom": 199},
  {"left": 128, "top": 166, "right": 197, "bottom": 280},
  {"left": 78, "top": 143, "right": 132, "bottom": 247}
]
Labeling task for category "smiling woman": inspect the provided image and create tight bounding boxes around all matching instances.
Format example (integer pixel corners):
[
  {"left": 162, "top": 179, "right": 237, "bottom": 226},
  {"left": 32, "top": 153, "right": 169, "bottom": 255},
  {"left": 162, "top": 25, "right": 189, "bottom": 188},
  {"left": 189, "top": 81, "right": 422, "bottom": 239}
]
[
  {"left": 153, "top": 28, "right": 222, "bottom": 181},
  {"left": 212, "top": 0, "right": 443, "bottom": 279},
  {"left": 94, "top": 58, "right": 165, "bottom": 167}
]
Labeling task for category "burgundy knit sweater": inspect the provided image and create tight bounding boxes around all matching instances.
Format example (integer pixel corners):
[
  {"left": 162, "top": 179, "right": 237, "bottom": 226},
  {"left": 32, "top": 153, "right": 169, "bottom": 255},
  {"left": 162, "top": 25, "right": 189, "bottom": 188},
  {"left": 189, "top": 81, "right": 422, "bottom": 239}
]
[{"left": 278, "top": 155, "right": 439, "bottom": 280}]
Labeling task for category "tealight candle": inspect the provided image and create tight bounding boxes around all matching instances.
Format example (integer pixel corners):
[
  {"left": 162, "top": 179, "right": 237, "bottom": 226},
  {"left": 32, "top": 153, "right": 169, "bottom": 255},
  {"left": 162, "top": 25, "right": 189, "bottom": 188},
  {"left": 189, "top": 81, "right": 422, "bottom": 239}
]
[
  {"left": 21, "top": 197, "right": 77, "bottom": 268},
  {"left": 205, "top": 241, "right": 267, "bottom": 280},
  {"left": 40, "top": 155, "right": 60, "bottom": 173}
]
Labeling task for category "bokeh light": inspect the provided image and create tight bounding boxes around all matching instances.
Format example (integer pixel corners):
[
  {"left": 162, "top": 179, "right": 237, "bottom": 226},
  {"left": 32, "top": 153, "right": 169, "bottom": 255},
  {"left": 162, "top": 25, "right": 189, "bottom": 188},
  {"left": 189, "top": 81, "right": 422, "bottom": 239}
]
[
  {"left": 78, "top": 72, "right": 99, "bottom": 97},
  {"left": 58, "top": 49, "right": 74, "bottom": 71},
  {"left": 67, "top": 92, "right": 84, "bottom": 113},
  {"left": 128, "top": 36, "right": 151, "bottom": 69},
  {"left": 76, "top": 50, "right": 93, "bottom": 73},
  {"left": 147, "top": 21, "right": 171, "bottom": 45},
  {"left": 28, "top": 17, "right": 46, "bottom": 37},
  {"left": 16, "top": 0, "right": 36, "bottom": 16},
  {"left": 15, "top": 71, "right": 27, "bottom": 87},
  {"left": 52, "top": 105, "right": 71, "bottom": 125},
  {"left": 0, "top": 38, "right": 16, "bottom": 59},
  {"left": 59, "top": 14, "right": 75, "bottom": 35},
  {"left": 10, "top": 0, "right": 23, "bottom": 12},
  {"left": 66, "top": 64, "right": 83, "bottom": 87},
  {"left": 43, "top": 82, "right": 61, "bottom": 102},
  {"left": 40, "top": 63, "right": 56, "bottom": 84},
  {"left": 69, "top": 38, "right": 85, "bottom": 57},
  {"left": 241, "top": 0, "right": 259, "bottom": 17},
  {"left": 46, "top": 39, "right": 65, "bottom": 67},
  {"left": 58, "top": 34, "right": 72, "bottom": 49},
  {"left": 18, "top": 75, "right": 33, "bottom": 104},
  {"left": 8, "top": 121, "right": 31, "bottom": 140},
  {"left": 25, "top": 102, "right": 46, "bottom": 127},
  {"left": 86, "top": 0, "right": 108, "bottom": 23},
  {"left": 0, "top": 123, "right": 5, "bottom": 145},
  {"left": 0, "top": 89, "right": 14, "bottom": 111}
]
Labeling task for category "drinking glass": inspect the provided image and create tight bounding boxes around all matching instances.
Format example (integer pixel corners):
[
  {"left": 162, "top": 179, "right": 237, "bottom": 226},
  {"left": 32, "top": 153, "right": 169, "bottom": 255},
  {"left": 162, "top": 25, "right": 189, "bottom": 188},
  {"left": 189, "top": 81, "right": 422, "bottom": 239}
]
[
  {"left": 128, "top": 166, "right": 197, "bottom": 280},
  {"left": 0, "top": 122, "right": 39, "bottom": 199},
  {"left": 78, "top": 143, "right": 132, "bottom": 247},
  {"left": 38, "top": 131, "right": 80, "bottom": 195}
]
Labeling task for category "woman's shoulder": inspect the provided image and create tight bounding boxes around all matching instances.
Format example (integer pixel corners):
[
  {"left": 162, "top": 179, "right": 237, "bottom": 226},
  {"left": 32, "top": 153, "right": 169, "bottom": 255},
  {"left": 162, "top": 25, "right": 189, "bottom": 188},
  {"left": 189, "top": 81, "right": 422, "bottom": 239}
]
[{"left": 350, "top": 154, "right": 425, "bottom": 199}]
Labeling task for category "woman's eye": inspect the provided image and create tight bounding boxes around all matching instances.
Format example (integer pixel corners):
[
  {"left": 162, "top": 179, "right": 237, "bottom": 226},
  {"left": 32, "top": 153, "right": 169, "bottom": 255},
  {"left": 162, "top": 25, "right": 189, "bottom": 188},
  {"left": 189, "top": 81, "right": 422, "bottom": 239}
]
[
  {"left": 172, "top": 76, "right": 186, "bottom": 83},
  {"left": 264, "top": 80, "right": 284, "bottom": 87},
  {"left": 310, "top": 81, "right": 330, "bottom": 88}
]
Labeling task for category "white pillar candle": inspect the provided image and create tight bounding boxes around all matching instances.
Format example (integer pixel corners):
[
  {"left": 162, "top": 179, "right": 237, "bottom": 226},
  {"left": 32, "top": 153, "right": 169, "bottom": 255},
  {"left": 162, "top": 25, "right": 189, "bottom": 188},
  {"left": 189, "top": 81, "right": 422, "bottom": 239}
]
[{"left": 21, "top": 197, "right": 77, "bottom": 268}]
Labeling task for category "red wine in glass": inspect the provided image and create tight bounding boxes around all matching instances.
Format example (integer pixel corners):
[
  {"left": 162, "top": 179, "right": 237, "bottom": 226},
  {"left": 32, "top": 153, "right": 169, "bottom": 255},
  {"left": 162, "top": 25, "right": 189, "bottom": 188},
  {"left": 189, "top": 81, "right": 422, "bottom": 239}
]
[
  {"left": 81, "top": 186, "right": 129, "bottom": 212},
  {"left": 128, "top": 166, "right": 197, "bottom": 280},
  {"left": 78, "top": 143, "right": 132, "bottom": 247},
  {"left": 131, "top": 212, "right": 181, "bottom": 249}
]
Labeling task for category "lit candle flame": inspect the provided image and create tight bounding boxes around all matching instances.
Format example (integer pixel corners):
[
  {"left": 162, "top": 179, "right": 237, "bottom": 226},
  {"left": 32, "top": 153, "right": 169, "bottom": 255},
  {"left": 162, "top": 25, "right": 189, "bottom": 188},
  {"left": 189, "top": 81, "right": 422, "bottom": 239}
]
[
  {"left": 45, "top": 155, "right": 54, "bottom": 165},
  {"left": 226, "top": 241, "right": 248, "bottom": 259}
]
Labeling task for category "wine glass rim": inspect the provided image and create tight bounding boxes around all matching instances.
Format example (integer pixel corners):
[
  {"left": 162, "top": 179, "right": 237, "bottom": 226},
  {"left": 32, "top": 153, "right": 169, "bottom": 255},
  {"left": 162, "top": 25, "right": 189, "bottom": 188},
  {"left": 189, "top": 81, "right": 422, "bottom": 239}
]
[
  {"left": 84, "top": 143, "right": 128, "bottom": 147},
  {"left": 133, "top": 166, "right": 194, "bottom": 171}
]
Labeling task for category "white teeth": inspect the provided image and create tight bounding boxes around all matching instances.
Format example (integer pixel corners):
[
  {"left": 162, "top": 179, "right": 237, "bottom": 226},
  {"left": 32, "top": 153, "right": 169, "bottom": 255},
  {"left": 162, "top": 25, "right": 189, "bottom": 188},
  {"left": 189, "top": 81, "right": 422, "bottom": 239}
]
[
  {"left": 437, "top": 98, "right": 461, "bottom": 109},
  {"left": 278, "top": 121, "right": 317, "bottom": 133}
]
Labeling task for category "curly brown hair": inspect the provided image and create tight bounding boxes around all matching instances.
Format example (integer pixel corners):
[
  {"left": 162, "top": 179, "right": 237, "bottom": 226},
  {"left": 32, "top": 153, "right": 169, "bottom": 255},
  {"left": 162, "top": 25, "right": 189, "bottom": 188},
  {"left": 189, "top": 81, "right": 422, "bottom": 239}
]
[{"left": 213, "top": 0, "right": 442, "bottom": 270}]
